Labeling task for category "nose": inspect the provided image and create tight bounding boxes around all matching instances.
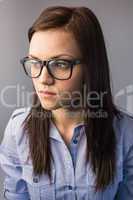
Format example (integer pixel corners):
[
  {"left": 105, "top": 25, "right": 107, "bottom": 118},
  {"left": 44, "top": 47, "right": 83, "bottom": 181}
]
[{"left": 38, "top": 66, "right": 54, "bottom": 85}]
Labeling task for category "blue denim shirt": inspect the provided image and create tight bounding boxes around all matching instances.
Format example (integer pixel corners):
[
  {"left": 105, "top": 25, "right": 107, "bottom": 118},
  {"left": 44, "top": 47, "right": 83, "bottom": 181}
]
[{"left": 0, "top": 107, "right": 133, "bottom": 200}]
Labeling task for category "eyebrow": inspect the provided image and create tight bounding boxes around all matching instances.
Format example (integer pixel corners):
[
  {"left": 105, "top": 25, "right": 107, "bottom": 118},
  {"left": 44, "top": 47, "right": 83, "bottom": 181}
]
[{"left": 28, "top": 54, "right": 76, "bottom": 60}]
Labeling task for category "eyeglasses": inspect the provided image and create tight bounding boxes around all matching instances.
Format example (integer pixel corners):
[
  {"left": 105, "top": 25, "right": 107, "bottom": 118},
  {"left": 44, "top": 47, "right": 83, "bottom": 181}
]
[{"left": 20, "top": 56, "right": 82, "bottom": 80}]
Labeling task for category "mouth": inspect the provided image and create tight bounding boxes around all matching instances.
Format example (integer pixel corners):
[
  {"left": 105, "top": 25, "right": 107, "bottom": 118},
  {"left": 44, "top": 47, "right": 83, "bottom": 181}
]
[{"left": 38, "top": 90, "right": 57, "bottom": 97}]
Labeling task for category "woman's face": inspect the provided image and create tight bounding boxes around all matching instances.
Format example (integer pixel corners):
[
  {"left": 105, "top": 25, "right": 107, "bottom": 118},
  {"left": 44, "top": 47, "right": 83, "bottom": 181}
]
[{"left": 29, "top": 29, "right": 84, "bottom": 111}]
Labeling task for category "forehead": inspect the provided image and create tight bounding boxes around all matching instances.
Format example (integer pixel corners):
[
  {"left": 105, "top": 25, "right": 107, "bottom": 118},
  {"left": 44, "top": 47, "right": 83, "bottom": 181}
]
[{"left": 29, "top": 29, "right": 81, "bottom": 59}]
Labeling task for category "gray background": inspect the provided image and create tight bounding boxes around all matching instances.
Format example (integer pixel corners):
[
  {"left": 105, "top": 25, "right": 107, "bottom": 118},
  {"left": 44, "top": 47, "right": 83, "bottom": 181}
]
[{"left": 0, "top": 0, "right": 133, "bottom": 199}]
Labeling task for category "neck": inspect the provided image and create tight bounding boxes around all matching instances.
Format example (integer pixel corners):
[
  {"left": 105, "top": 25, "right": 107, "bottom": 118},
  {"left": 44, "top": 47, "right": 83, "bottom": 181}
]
[{"left": 51, "top": 107, "right": 84, "bottom": 131}]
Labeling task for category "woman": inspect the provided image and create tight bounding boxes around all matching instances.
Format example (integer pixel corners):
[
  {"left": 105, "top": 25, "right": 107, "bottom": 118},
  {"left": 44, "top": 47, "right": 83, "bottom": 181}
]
[{"left": 0, "top": 5, "right": 133, "bottom": 200}]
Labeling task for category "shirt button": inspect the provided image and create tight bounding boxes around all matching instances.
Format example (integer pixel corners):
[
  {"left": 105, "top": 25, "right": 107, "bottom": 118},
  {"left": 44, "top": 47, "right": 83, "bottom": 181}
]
[
  {"left": 33, "top": 177, "right": 39, "bottom": 183},
  {"left": 68, "top": 185, "right": 73, "bottom": 190},
  {"left": 73, "top": 139, "right": 78, "bottom": 144}
]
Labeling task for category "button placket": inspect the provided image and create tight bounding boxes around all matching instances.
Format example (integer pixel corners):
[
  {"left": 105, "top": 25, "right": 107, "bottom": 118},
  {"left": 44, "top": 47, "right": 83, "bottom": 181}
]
[
  {"left": 64, "top": 145, "right": 75, "bottom": 186},
  {"left": 72, "top": 127, "right": 81, "bottom": 144}
]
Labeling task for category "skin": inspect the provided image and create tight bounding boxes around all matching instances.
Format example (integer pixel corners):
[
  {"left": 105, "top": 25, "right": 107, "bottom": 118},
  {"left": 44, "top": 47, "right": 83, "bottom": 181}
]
[{"left": 29, "top": 29, "right": 85, "bottom": 144}]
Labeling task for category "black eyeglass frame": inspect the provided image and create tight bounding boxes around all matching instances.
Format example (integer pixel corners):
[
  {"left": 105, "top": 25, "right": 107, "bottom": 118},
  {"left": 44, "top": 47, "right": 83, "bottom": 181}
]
[{"left": 20, "top": 56, "right": 82, "bottom": 80}]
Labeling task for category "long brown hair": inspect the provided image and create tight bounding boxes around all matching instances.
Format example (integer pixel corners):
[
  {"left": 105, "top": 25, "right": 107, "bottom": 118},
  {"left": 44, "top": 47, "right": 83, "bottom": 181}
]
[{"left": 22, "top": 6, "right": 122, "bottom": 192}]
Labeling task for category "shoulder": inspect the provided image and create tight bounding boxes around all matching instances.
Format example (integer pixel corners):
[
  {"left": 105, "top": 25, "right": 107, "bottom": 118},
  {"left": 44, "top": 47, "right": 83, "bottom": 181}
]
[
  {"left": 120, "top": 109, "right": 133, "bottom": 148},
  {"left": 1, "top": 107, "right": 31, "bottom": 151},
  {"left": 9, "top": 107, "right": 31, "bottom": 136},
  {"left": 114, "top": 108, "right": 133, "bottom": 135},
  {"left": 4, "top": 107, "right": 31, "bottom": 132},
  {"left": 7, "top": 107, "right": 32, "bottom": 148},
  {"left": 11, "top": 107, "right": 31, "bottom": 125},
  {"left": 113, "top": 107, "right": 133, "bottom": 133},
  {"left": 114, "top": 108, "right": 133, "bottom": 159},
  {"left": 11, "top": 107, "right": 31, "bottom": 120}
]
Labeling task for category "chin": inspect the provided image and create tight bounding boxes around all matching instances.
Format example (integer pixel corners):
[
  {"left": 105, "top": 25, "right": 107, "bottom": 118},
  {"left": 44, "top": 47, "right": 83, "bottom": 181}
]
[{"left": 40, "top": 101, "right": 60, "bottom": 111}]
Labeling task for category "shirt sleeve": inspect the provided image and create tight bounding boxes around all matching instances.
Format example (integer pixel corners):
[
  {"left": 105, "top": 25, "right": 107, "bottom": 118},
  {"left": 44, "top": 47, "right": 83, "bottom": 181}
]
[
  {"left": 115, "top": 115, "right": 133, "bottom": 200},
  {"left": 0, "top": 111, "right": 30, "bottom": 200}
]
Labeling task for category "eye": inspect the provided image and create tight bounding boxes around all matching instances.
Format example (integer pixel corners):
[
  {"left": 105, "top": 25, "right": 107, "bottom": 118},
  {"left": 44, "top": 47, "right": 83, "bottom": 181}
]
[
  {"left": 30, "top": 59, "right": 40, "bottom": 65},
  {"left": 50, "top": 60, "right": 70, "bottom": 69},
  {"left": 26, "top": 59, "right": 41, "bottom": 68}
]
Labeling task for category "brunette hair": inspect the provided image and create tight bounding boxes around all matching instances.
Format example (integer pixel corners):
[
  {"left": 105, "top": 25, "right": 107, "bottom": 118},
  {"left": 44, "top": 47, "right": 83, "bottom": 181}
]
[{"left": 22, "top": 6, "right": 122, "bottom": 192}]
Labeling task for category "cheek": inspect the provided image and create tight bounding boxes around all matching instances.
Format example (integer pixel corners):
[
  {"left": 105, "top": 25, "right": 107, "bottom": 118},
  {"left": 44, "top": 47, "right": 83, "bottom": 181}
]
[
  {"left": 56, "top": 68, "right": 83, "bottom": 95},
  {"left": 64, "top": 70, "right": 83, "bottom": 91},
  {"left": 32, "top": 79, "right": 38, "bottom": 91},
  {"left": 58, "top": 76, "right": 83, "bottom": 94}
]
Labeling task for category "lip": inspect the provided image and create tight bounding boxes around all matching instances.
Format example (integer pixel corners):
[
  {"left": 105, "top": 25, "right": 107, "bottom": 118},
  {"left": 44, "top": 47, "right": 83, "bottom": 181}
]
[{"left": 39, "top": 90, "right": 56, "bottom": 97}]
